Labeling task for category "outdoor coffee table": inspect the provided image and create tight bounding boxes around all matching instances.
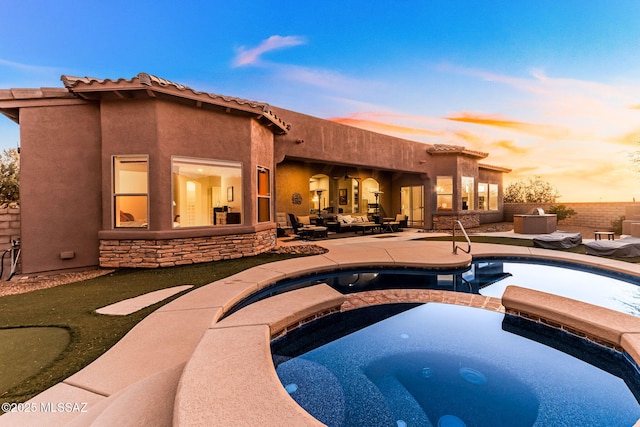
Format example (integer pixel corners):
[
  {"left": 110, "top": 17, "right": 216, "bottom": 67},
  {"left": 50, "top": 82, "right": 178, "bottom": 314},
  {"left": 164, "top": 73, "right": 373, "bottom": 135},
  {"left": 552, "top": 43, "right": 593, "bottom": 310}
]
[
  {"left": 353, "top": 223, "right": 379, "bottom": 234},
  {"left": 594, "top": 231, "right": 615, "bottom": 241},
  {"left": 381, "top": 220, "right": 400, "bottom": 232},
  {"left": 299, "top": 226, "right": 328, "bottom": 239}
]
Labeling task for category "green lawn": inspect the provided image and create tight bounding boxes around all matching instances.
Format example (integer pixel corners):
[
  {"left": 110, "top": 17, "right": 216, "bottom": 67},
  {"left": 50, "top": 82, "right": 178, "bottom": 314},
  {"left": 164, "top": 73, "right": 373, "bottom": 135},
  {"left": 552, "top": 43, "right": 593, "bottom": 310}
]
[{"left": 0, "top": 252, "right": 299, "bottom": 406}]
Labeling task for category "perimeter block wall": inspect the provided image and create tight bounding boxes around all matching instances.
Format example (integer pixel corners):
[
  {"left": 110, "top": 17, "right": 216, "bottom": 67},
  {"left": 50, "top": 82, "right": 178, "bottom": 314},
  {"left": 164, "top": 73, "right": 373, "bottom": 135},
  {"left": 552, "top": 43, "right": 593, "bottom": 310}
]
[
  {"left": 0, "top": 206, "right": 20, "bottom": 276},
  {"left": 504, "top": 202, "right": 629, "bottom": 229}
]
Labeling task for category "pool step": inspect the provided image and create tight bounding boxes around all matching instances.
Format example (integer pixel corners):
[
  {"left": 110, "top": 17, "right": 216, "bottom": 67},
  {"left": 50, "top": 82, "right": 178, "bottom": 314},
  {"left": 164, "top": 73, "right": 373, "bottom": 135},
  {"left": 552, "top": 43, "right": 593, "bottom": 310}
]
[{"left": 502, "top": 285, "right": 640, "bottom": 352}]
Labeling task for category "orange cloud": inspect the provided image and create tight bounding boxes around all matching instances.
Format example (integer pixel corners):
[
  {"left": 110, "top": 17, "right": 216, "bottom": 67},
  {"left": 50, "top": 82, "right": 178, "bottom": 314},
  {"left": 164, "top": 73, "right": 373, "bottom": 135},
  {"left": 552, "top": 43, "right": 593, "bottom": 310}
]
[
  {"left": 446, "top": 112, "right": 570, "bottom": 139},
  {"left": 450, "top": 130, "right": 484, "bottom": 145},
  {"left": 508, "top": 165, "right": 539, "bottom": 175},
  {"left": 329, "top": 117, "right": 443, "bottom": 137},
  {"left": 489, "top": 139, "right": 530, "bottom": 155},
  {"left": 609, "top": 128, "right": 640, "bottom": 147}
]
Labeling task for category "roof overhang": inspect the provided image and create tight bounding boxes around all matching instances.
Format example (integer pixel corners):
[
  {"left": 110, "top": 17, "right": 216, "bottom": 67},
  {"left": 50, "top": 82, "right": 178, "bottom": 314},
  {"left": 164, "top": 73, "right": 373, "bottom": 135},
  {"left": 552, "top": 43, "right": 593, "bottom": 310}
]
[
  {"left": 426, "top": 144, "right": 488, "bottom": 159},
  {"left": 479, "top": 163, "right": 512, "bottom": 173},
  {"left": 0, "top": 88, "right": 83, "bottom": 124},
  {"left": 60, "top": 73, "right": 290, "bottom": 135}
]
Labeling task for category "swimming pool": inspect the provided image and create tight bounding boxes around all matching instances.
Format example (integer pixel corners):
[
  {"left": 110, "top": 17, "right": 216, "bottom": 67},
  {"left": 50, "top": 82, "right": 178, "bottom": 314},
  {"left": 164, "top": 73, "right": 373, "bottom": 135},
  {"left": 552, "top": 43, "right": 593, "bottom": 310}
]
[
  {"left": 263, "top": 258, "right": 640, "bottom": 426},
  {"left": 474, "top": 258, "right": 640, "bottom": 316},
  {"left": 230, "top": 257, "right": 640, "bottom": 318},
  {"left": 273, "top": 303, "right": 640, "bottom": 426}
]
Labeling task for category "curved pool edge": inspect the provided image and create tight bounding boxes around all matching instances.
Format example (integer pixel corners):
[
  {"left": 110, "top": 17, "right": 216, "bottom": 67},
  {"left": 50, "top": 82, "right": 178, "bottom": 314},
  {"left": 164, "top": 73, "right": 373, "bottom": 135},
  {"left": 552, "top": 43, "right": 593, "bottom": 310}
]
[
  {"left": 4, "top": 237, "right": 640, "bottom": 426},
  {"left": 172, "top": 241, "right": 640, "bottom": 426}
]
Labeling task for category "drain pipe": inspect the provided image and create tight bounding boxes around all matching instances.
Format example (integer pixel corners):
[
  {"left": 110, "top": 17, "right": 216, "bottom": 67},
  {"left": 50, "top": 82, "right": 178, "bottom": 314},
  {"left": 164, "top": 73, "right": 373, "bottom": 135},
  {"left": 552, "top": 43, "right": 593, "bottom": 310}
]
[{"left": 453, "top": 220, "right": 471, "bottom": 254}]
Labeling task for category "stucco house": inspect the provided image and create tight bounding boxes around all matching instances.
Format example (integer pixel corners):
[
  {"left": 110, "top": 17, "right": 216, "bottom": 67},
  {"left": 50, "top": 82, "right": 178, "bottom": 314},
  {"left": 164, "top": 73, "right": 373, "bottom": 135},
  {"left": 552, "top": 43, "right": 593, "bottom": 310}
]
[{"left": 0, "top": 73, "right": 510, "bottom": 274}]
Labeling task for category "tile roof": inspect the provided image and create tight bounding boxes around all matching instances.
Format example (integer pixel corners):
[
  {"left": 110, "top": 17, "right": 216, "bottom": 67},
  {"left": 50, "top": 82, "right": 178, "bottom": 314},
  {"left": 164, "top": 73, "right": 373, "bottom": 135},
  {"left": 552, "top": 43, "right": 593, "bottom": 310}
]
[
  {"left": 0, "top": 88, "right": 82, "bottom": 123},
  {"left": 427, "top": 144, "right": 488, "bottom": 159},
  {"left": 61, "top": 73, "right": 290, "bottom": 134},
  {"left": 479, "top": 163, "right": 512, "bottom": 173}
]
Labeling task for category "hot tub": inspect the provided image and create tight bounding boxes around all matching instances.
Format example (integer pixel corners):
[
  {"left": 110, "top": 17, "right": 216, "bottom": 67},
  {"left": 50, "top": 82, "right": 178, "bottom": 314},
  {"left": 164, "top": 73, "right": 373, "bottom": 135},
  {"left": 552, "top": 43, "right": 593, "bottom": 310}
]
[{"left": 513, "top": 210, "right": 557, "bottom": 234}]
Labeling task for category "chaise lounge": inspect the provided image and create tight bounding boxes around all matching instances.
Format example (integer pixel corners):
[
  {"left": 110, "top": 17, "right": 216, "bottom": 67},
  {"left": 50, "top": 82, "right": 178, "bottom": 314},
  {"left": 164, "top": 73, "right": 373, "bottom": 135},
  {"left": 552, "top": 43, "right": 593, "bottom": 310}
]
[
  {"left": 585, "top": 237, "right": 640, "bottom": 257},
  {"left": 532, "top": 232, "right": 582, "bottom": 249}
]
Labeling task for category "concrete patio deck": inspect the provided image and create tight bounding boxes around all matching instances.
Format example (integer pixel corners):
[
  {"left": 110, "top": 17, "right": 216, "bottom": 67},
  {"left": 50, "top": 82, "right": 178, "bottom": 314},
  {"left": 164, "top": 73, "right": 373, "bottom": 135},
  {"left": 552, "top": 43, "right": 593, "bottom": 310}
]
[{"left": 2, "top": 229, "right": 640, "bottom": 426}]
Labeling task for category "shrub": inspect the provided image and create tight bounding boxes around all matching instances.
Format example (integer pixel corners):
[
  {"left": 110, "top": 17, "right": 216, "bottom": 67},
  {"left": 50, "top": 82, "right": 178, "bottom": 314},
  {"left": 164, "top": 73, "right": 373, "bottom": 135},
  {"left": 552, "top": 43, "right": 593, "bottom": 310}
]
[
  {"left": 611, "top": 216, "right": 625, "bottom": 235},
  {"left": 547, "top": 204, "right": 576, "bottom": 221}
]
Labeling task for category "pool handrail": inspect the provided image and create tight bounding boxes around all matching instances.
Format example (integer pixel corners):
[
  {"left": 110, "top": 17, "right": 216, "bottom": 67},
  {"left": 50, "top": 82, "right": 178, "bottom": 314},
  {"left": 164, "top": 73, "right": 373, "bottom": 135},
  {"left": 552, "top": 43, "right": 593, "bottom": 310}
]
[{"left": 453, "top": 220, "right": 471, "bottom": 254}]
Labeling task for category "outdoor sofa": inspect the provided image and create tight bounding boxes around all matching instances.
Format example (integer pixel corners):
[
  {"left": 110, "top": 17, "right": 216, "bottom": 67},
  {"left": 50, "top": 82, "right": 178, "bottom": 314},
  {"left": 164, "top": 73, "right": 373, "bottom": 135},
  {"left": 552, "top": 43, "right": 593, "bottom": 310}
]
[{"left": 330, "top": 214, "right": 378, "bottom": 233}]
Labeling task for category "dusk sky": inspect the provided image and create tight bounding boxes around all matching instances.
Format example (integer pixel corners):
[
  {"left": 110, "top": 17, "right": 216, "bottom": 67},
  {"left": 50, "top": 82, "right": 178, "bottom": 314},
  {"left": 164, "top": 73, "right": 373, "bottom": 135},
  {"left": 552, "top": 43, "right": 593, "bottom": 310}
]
[{"left": 2, "top": 1, "right": 640, "bottom": 202}]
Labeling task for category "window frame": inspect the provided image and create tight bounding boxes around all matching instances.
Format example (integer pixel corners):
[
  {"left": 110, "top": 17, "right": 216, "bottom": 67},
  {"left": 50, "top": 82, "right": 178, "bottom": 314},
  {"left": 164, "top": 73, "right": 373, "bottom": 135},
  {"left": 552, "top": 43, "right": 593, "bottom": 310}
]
[
  {"left": 436, "top": 176, "right": 453, "bottom": 211},
  {"left": 171, "top": 156, "right": 244, "bottom": 228},
  {"left": 257, "top": 165, "right": 271, "bottom": 223},
  {"left": 489, "top": 184, "right": 499, "bottom": 211},
  {"left": 461, "top": 176, "right": 474, "bottom": 211},
  {"left": 478, "top": 182, "right": 489, "bottom": 211},
  {"left": 112, "top": 154, "right": 149, "bottom": 229}
]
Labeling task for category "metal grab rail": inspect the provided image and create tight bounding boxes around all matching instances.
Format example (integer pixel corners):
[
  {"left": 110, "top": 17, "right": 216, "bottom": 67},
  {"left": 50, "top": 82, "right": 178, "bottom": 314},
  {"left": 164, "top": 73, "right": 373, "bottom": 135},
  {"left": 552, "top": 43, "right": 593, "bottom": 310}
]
[{"left": 452, "top": 220, "right": 471, "bottom": 254}]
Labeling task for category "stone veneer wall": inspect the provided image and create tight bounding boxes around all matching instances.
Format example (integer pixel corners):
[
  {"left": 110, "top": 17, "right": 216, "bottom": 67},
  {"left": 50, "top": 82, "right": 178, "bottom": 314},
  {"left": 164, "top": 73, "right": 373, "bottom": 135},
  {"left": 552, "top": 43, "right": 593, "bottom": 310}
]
[
  {"left": 504, "top": 202, "right": 629, "bottom": 229},
  {"left": 432, "top": 213, "right": 480, "bottom": 230},
  {"left": 0, "top": 205, "right": 20, "bottom": 275},
  {"left": 99, "top": 229, "right": 277, "bottom": 268}
]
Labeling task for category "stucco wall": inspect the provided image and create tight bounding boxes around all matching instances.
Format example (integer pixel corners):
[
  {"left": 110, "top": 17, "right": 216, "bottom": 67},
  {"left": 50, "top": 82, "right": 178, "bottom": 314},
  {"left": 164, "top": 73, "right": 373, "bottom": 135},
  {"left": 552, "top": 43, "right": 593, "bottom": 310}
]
[
  {"left": 20, "top": 103, "right": 102, "bottom": 274},
  {"left": 273, "top": 107, "right": 430, "bottom": 175}
]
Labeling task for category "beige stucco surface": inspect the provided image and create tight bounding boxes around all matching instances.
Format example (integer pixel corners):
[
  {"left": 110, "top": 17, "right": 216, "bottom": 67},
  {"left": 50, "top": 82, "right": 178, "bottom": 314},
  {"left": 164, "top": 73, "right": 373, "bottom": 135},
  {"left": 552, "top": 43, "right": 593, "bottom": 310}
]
[{"left": 0, "top": 74, "right": 508, "bottom": 274}]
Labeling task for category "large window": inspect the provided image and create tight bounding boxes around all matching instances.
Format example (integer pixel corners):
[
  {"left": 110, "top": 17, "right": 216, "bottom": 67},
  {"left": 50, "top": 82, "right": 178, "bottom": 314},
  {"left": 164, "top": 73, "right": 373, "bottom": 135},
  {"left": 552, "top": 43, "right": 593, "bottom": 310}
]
[
  {"left": 113, "top": 155, "right": 148, "bottom": 228},
  {"left": 257, "top": 166, "right": 271, "bottom": 222},
  {"left": 172, "top": 157, "right": 242, "bottom": 227},
  {"left": 461, "top": 176, "right": 474, "bottom": 210},
  {"left": 436, "top": 177, "right": 453, "bottom": 211},
  {"left": 479, "top": 183, "right": 499, "bottom": 211},
  {"left": 478, "top": 183, "right": 489, "bottom": 211},
  {"left": 489, "top": 184, "right": 499, "bottom": 210}
]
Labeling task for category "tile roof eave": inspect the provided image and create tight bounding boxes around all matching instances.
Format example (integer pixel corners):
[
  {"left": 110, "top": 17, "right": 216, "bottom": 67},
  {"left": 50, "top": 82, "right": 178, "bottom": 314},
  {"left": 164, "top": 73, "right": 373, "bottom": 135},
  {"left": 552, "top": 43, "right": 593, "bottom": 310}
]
[
  {"left": 427, "top": 144, "right": 488, "bottom": 159},
  {"left": 479, "top": 163, "right": 512, "bottom": 173},
  {"left": 60, "top": 73, "right": 290, "bottom": 134}
]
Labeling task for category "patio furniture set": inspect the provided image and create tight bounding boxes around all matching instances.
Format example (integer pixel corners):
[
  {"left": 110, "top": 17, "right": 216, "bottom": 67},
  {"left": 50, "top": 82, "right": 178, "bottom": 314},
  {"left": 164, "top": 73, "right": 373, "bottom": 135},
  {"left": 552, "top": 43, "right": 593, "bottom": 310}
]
[{"left": 284, "top": 213, "right": 407, "bottom": 240}]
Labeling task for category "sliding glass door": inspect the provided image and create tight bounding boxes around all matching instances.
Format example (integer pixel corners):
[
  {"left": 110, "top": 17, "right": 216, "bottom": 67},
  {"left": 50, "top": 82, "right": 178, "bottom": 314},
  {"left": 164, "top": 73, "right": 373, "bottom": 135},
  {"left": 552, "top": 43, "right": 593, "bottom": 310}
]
[{"left": 400, "top": 185, "right": 424, "bottom": 227}]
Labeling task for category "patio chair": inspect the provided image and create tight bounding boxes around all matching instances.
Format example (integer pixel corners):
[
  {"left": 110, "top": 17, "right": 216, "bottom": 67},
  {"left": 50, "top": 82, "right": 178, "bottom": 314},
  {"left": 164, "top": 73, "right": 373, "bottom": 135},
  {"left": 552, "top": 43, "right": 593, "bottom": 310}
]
[
  {"left": 395, "top": 214, "right": 408, "bottom": 229},
  {"left": 276, "top": 212, "right": 292, "bottom": 237},
  {"left": 288, "top": 214, "right": 327, "bottom": 239}
]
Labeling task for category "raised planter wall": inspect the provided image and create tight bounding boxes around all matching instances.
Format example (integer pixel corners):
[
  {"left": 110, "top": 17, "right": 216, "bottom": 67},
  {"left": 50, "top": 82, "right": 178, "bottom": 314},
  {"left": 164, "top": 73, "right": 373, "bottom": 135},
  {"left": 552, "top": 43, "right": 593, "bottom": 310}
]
[
  {"left": 432, "top": 213, "right": 480, "bottom": 230},
  {"left": 99, "top": 229, "right": 277, "bottom": 268}
]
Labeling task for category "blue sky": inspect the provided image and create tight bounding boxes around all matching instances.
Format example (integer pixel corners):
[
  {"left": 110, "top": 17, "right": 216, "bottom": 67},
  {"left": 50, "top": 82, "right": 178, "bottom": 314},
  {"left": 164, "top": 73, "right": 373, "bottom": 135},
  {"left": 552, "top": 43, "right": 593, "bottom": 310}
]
[{"left": 2, "top": 1, "right": 640, "bottom": 201}]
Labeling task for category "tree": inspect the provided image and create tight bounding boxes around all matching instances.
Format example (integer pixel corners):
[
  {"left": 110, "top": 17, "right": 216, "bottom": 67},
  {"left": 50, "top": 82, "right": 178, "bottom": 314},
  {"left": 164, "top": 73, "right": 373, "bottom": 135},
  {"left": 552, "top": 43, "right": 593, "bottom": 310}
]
[
  {"left": 0, "top": 148, "right": 19, "bottom": 205},
  {"left": 503, "top": 176, "right": 559, "bottom": 203}
]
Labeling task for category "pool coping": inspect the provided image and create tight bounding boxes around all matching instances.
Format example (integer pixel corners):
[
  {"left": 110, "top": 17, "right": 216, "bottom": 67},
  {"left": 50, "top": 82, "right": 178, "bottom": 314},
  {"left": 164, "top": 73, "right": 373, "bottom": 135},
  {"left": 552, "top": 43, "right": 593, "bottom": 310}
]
[{"left": 3, "top": 232, "right": 640, "bottom": 426}]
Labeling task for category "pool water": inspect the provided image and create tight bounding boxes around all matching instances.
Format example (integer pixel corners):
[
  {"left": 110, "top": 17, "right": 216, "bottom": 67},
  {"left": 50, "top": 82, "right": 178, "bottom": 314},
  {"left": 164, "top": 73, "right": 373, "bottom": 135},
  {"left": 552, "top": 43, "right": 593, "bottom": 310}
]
[
  {"left": 230, "top": 258, "right": 640, "bottom": 319},
  {"left": 473, "top": 260, "right": 640, "bottom": 316},
  {"left": 274, "top": 303, "right": 640, "bottom": 426}
]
